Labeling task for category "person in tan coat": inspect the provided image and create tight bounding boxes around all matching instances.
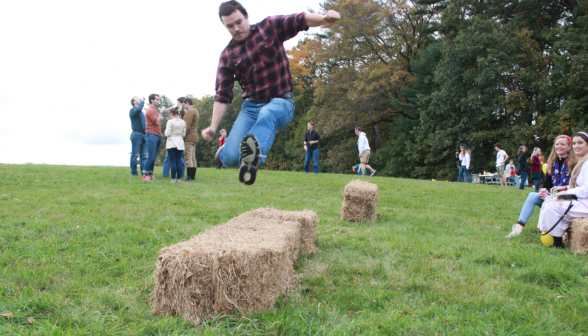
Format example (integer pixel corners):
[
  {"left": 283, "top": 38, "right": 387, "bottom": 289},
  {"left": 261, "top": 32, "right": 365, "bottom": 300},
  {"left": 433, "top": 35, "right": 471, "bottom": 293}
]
[{"left": 182, "top": 98, "right": 200, "bottom": 181}]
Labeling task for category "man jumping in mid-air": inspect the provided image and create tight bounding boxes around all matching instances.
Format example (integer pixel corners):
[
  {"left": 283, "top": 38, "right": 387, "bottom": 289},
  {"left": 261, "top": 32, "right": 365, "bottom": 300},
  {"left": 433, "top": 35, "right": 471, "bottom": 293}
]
[{"left": 201, "top": 0, "right": 341, "bottom": 185}]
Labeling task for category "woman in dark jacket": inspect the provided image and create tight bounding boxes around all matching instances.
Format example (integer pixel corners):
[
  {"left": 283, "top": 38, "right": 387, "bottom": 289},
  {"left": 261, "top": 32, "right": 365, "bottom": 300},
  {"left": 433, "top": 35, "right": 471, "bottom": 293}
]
[{"left": 517, "top": 145, "right": 528, "bottom": 190}]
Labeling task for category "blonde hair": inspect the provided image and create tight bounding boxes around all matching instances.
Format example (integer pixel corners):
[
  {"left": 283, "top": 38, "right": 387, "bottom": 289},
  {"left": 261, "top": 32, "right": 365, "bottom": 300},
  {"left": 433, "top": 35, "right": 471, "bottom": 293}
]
[
  {"left": 546, "top": 135, "right": 577, "bottom": 175},
  {"left": 570, "top": 131, "right": 588, "bottom": 188}
]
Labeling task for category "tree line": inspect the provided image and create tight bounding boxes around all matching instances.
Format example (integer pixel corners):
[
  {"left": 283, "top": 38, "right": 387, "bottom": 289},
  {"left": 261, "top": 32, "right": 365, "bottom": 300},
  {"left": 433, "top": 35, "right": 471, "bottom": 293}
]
[{"left": 166, "top": 0, "right": 588, "bottom": 180}]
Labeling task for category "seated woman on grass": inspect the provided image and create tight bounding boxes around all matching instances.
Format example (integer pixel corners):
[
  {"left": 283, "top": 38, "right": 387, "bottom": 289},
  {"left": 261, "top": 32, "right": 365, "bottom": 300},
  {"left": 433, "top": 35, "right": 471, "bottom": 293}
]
[
  {"left": 537, "top": 131, "right": 588, "bottom": 248},
  {"left": 505, "top": 135, "right": 577, "bottom": 238}
]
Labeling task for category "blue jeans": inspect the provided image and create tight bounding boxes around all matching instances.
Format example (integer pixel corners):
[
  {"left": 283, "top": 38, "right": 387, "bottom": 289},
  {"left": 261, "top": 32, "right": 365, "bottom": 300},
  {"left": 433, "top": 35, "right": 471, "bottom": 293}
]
[
  {"left": 167, "top": 148, "right": 184, "bottom": 179},
  {"left": 130, "top": 132, "right": 148, "bottom": 175},
  {"left": 517, "top": 192, "right": 553, "bottom": 225},
  {"left": 519, "top": 170, "right": 527, "bottom": 190},
  {"left": 219, "top": 97, "right": 295, "bottom": 167},
  {"left": 304, "top": 148, "right": 319, "bottom": 173},
  {"left": 534, "top": 174, "right": 543, "bottom": 192},
  {"left": 144, "top": 132, "right": 161, "bottom": 175},
  {"left": 457, "top": 166, "right": 471, "bottom": 183},
  {"left": 163, "top": 152, "right": 185, "bottom": 178}
]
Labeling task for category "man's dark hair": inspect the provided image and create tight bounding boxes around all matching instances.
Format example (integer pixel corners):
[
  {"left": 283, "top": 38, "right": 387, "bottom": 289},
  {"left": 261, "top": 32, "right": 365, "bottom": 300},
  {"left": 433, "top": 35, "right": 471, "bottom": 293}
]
[
  {"left": 177, "top": 97, "right": 185, "bottom": 103},
  {"left": 308, "top": 122, "right": 314, "bottom": 127},
  {"left": 183, "top": 97, "right": 193, "bottom": 106},
  {"left": 131, "top": 97, "right": 136, "bottom": 106},
  {"left": 355, "top": 127, "right": 361, "bottom": 132},
  {"left": 219, "top": 1, "right": 248, "bottom": 21},
  {"left": 494, "top": 143, "right": 502, "bottom": 149},
  {"left": 149, "top": 94, "right": 159, "bottom": 104}
]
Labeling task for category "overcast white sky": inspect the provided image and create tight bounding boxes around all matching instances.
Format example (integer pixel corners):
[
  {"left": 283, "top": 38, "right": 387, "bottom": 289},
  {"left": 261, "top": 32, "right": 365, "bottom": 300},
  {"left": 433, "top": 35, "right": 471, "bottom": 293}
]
[{"left": 0, "top": 0, "right": 325, "bottom": 166}]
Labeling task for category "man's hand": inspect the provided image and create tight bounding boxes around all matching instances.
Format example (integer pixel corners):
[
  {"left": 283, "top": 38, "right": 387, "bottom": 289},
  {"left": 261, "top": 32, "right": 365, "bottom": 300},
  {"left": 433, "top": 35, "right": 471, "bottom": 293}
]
[
  {"left": 324, "top": 10, "right": 341, "bottom": 23},
  {"left": 202, "top": 127, "right": 216, "bottom": 142},
  {"left": 159, "top": 106, "right": 166, "bottom": 113},
  {"left": 304, "top": 145, "right": 308, "bottom": 152}
]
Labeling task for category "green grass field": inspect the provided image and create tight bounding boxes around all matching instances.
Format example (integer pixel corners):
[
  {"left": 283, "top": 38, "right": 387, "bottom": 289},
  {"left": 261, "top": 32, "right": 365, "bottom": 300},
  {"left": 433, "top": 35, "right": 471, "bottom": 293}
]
[{"left": 1, "top": 164, "right": 587, "bottom": 335}]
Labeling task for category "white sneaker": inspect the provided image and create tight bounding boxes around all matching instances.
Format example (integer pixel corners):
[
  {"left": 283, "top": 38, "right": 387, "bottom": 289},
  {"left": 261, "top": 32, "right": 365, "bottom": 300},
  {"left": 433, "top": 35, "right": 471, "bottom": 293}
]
[{"left": 505, "top": 224, "right": 523, "bottom": 238}]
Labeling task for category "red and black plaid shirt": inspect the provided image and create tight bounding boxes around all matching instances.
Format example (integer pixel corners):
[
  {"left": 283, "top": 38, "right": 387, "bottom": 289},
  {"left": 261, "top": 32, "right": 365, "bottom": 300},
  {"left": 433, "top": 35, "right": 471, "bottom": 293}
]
[{"left": 214, "top": 13, "right": 309, "bottom": 104}]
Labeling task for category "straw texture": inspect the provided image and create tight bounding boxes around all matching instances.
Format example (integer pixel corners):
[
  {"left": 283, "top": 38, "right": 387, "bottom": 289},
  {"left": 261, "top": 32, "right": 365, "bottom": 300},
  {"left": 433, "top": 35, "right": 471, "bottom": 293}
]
[
  {"left": 152, "top": 218, "right": 301, "bottom": 325},
  {"left": 564, "top": 217, "right": 588, "bottom": 255},
  {"left": 341, "top": 180, "right": 379, "bottom": 222},
  {"left": 231, "top": 207, "right": 318, "bottom": 254}
]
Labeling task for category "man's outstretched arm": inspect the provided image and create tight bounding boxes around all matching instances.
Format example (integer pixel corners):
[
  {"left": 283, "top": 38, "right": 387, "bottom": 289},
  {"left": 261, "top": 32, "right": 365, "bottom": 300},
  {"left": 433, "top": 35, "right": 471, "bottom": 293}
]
[
  {"left": 201, "top": 101, "right": 229, "bottom": 141},
  {"left": 305, "top": 10, "right": 341, "bottom": 27}
]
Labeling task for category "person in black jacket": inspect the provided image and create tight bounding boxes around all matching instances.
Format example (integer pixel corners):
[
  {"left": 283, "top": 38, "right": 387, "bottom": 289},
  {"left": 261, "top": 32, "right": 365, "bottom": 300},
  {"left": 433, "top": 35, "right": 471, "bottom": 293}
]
[
  {"left": 517, "top": 145, "right": 528, "bottom": 190},
  {"left": 304, "top": 122, "right": 321, "bottom": 173}
]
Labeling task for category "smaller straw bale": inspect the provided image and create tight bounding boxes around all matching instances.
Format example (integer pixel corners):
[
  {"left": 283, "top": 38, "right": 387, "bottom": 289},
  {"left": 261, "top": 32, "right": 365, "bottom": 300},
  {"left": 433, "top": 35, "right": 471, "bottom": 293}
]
[
  {"left": 564, "top": 218, "right": 588, "bottom": 255},
  {"left": 341, "top": 180, "right": 379, "bottom": 222},
  {"left": 231, "top": 208, "right": 318, "bottom": 254},
  {"left": 152, "top": 218, "right": 301, "bottom": 325}
]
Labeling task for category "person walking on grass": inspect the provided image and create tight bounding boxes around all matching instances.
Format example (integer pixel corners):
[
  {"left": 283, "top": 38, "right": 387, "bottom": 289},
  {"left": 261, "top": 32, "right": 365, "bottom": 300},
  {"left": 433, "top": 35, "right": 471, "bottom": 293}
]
[
  {"left": 537, "top": 131, "right": 588, "bottom": 248},
  {"left": 182, "top": 98, "right": 199, "bottom": 181},
  {"left": 517, "top": 145, "right": 528, "bottom": 190},
  {"left": 352, "top": 163, "right": 376, "bottom": 177},
  {"left": 455, "top": 144, "right": 471, "bottom": 183},
  {"left": 505, "top": 135, "right": 576, "bottom": 238},
  {"left": 304, "top": 122, "right": 321, "bottom": 173},
  {"left": 494, "top": 143, "right": 509, "bottom": 186},
  {"left": 530, "top": 147, "right": 543, "bottom": 192},
  {"left": 216, "top": 129, "right": 227, "bottom": 169},
  {"left": 355, "top": 127, "right": 372, "bottom": 177},
  {"left": 164, "top": 108, "right": 186, "bottom": 183},
  {"left": 129, "top": 96, "right": 148, "bottom": 176},
  {"left": 200, "top": 0, "right": 341, "bottom": 185},
  {"left": 143, "top": 94, "right": 167, "bottom": 181},
  {"left": 163, "top": 97, "right": 186, "bottom": 178}
]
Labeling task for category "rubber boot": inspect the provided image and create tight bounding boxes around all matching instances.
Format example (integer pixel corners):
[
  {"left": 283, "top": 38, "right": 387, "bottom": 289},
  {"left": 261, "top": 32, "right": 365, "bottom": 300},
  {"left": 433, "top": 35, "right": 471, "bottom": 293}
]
[
  {"left": 185, "top": 168, "right": 193, "bottom": 181},
  {"left": 192, "top": 167, "right": 197, "bottom": 179}
]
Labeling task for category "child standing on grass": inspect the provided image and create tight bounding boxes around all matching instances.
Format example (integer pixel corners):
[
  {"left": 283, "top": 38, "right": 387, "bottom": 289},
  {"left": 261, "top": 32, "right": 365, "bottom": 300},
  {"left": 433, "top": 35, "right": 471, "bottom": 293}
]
[
  {"left": 164, "top": 108, "right": 186, "bottom": 182},
  {"left": 216, "top": 129, "right": 227, "bottom": 169}
]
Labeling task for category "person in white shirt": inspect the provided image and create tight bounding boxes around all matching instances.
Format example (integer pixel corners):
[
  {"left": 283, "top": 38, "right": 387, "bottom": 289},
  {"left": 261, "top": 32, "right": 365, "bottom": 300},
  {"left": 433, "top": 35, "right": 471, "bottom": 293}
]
[
  {"left": 164, "top": 108, "right": 187, "bottom": 183},
  {"left": 505, "top": 159, "right": 516, "bottom": 175},
  {"left": 537, "top": 131, "right": 588, "bottom": 248},
  {"left": 355, "top": 127, "right": 371, "bottom": 176},
  {"left": 494, "top": 143, "right": 509, "bottom": 186},
  {"left": 455, "top": 144, "right": 472, "bottom": 183}
]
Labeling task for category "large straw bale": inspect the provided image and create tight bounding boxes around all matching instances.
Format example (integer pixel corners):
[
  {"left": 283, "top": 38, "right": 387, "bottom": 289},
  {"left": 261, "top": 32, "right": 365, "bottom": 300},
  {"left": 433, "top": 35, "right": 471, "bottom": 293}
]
[
  {"left": 152, "top": 218, "right": 301, "bottom": 325},
  {"left": 564, "top": 218, "right": 588, "bottom": 255},
  {"left": 232, "top": 207, "right": 318, "bottom": 254},
  {"left": 341, "top": 180, "right": 379, "bottom": 222}
]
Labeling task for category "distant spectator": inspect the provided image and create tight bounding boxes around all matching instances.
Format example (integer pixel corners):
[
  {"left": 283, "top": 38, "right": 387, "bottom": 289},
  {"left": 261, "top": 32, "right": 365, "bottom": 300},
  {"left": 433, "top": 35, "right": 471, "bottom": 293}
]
[
  {"left": 355, "top": 127, "right": 371, "bottom": 177},
  {"left": 143, "top": 94, "right": 167, "bottom": 181},
  {"left": 163, "top": 97, "right": 186, "bottom": 178},
  {"left": 455, "top": 144, "right": 471, "bottom": 183},
  {"left": 505, "top": 159, "right": 517, "bottom": 175},
  {"left": 164, "top": 108, "right": 186, "bottom": 182},
  {"left": 517, "top": 145, "right": 528, "bottom": 190},
  {"left": 494, "top": 143, "right": 509, "bottom": 186},
  {"left": 530, "top": 147, "right": 543, "bottom": 192},
  {"left": 304, "top": 122, "right": 321, "bottom": 173},
  {"left": 182, "top": 98, "right": 200, "bottom": 181},
  {"left": 129, "top": 96, "right": 148, "bottom": 176}
]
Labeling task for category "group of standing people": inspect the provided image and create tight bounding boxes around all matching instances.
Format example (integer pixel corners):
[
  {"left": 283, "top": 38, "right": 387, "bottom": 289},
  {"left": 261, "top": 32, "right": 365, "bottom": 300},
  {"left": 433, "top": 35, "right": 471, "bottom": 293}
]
[
  {"left": 505, "top": 132, "right": 588, "bottom": 249},
  {"left": 129, "top": 96, "right": 199, "bottom": 182}
]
